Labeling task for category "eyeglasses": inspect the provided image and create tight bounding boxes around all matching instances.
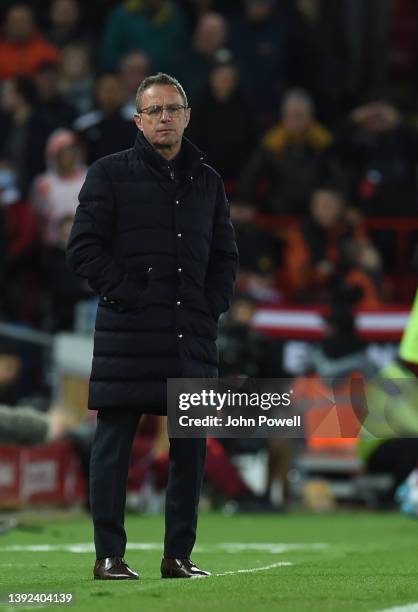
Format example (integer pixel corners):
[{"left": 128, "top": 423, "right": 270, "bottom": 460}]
[{"left": 137, "top": 104, "right": 188, "bottom": 118}]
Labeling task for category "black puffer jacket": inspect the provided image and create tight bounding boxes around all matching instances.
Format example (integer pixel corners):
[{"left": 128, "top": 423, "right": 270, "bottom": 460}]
[{"left": 66, "top": 131, "right": 238, "bottom": 413}]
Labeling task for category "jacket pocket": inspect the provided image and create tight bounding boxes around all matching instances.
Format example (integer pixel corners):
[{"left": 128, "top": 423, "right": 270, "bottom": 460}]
[{"left": 99, "top": 266, "right": 153, "bottom": 312}]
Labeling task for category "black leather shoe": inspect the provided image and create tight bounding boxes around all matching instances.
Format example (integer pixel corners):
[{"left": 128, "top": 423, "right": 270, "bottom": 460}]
[
  {"left": 93, "top": 557, "right": 139, "bottom": 580},
  {"left": 161, "top": 558, "right": 211, "bottom": 578}
]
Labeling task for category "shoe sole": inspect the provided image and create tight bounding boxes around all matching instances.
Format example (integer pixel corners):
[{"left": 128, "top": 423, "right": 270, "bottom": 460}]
[
  {"left": 161, "top": 574, "right": 210, "bottom": 579},
  {"left": 93, "top": 576, "right": 139, "bottom": 580}
]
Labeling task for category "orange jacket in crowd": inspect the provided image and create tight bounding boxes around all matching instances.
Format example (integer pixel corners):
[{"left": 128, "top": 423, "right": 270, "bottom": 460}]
[
  {"left": 0, "top": 33, "right": 61, "bottom": 80},
  {"left": 262, "top": 120, "right": 332, "bottom": 154},
  {"left": 283, "top": 215, "right": 381, "bottom": 309}
]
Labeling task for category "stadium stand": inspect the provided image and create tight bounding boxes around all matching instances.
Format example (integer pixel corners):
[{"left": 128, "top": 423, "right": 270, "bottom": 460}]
[{"left": 0, "top": 0, "right": 416, "bottom": 511}]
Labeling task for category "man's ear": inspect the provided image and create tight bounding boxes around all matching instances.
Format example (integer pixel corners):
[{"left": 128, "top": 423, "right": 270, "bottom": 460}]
[
  {"left": 134, "top": 113, "right": 143, "bottom": 132},
  {"left": 184, "top": 107, "right": 191, "bottom": 129}
]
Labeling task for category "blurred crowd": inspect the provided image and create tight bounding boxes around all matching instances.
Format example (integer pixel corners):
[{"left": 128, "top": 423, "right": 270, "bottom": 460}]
[
  {"left": 0, "top": 0, "right": 417, "bottom": 331},
  {"left": 0, "top": 0, "right": 417, "bottom": 511}
]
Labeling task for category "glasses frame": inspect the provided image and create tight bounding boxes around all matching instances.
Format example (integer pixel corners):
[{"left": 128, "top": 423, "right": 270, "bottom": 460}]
[{"left": 136, "top": 104, "right": 188, "bottom": 119}]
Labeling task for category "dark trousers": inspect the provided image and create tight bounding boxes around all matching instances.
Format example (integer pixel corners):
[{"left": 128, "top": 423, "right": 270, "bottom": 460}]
[{"left": 90, "top": 407, "right": 206, "bottom": 560}]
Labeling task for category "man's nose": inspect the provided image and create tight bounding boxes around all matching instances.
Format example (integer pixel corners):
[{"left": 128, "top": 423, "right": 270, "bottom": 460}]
[{"left": 160, "top": 109, "right": 172, "bottom": 121}]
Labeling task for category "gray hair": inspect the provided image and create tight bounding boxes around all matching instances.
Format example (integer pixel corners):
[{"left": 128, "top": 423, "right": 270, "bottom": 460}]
[
  {"left": 281, "top": 88, "right": 314, "bottom": 113},
  {"left": 135, "top": 73, "right": 188, "bottom": 111}
]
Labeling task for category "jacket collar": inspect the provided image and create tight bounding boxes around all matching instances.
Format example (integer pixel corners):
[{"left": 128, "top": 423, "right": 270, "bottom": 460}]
[{"left": 134, "top": 130, "right": 206, "bottom": 180}]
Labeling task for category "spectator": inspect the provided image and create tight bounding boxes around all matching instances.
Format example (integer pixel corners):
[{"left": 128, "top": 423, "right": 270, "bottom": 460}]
[
  {"left": 31, "top": 129, "right": 86, "bottom": 245},
  {"left": 0, "top": 3, "right": 61, "bottom": 80},
  {"left": 187, "top": 52, "right": 258, "bottom": 183},
  {"left": 179, "top": 12, "right": 229, "bottom": 101},
  {"left": 283, "top": 187, "right": 382, "bottom": 307},
  {"left": 100, "top": 0, "right": 189, "bottom": 73},
  {"left": 0, "top": 341, "right": 23, "bottom": 405},
  {"left": 236, "top": 89, "right": 333, "bottom": 213},
  {"left": 73, "top": 74, "right": 137, "bottom": 164},
  {"left": 0, "top": 162, "right": 37, "bottom": 261},
  {"left": 218, "top": 293, "right": 282, "bottom": 378},
  {"left": 333, "top": 101, "right": 418, "bottom": 215},
  {"left": 229, "top": 200, "right": 282, "bottom": 303},
  {"left": 119, "top": 51, "right": 150, "bottom": 116},
  {"left": 0, "top": 160, "right": 39, "bottom": 321},
  {"left": 46, "top": 0, "right": 87, "bottom": 49},
  {"left": 34, "top": 60, "right": 78, "bottom": 129},
  {"left": 311, "top": 308, "right": 375, "bottom": 379},
  {"left": 0, "top": 77, "right": 54, "bottom": 189},
  {"left": 60, "top": 42, "right": 95, "bottom": 115},
  {"left": 228, "top": 0, "right": 289, "bottom": 128}
]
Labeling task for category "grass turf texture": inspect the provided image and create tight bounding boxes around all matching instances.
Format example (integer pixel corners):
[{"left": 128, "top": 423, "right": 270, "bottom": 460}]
[{"left": 0, "top": 511, "right": 417, "bottom": 612}]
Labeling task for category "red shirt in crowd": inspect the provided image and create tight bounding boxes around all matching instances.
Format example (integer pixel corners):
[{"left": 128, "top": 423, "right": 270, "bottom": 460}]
[{"left": 0, "top": 32, "right": 60, "bottom": 79}]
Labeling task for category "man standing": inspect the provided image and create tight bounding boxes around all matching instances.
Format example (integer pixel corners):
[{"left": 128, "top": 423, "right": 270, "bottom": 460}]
[{"left": 66, "top": 73, "right": 238, "bottom": 579}]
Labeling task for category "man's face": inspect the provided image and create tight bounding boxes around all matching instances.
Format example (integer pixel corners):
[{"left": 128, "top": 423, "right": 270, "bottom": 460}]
[
  {"left": 231, "top": 299, "right": 256, "bottom": 325},
  {"left": 97, "top": 76, "right": 124, "bottom": 114},
  {"left": 282, "top": 98, "right": 312, "bottom": 135},
  {"left": 6, "top": 5, "right": 34, "bottom": 42},
  {"left": 194, "top": 14, "right": 227, "bottom": 56},
  {"left": 310, "top": 190, "right": 343, "bottom": 228},
  {"left": 0, "top": 354, "right": 21, "bottom": 387},
  {"left": 134, "top": 84, "right": 190, "bottom": 151},
  {"left": 56, "top": 144, "right": 78, "bottom": 173},
  {"left": 50, "top": 0, "right": 79, "bottom": 29},
  {"left": 35, "top": 66, "right": 60, "bottom": 99},
  {"left": 210, "top": 65, "right": 237, "bottom": 101},
  {"left": 245, "top": 0, "right": 274, "bottom": 22},
  {"left": 229, "top": 202, "right": 255, "bottom": 223},
  {"left": 61, "top": 44, "right": 89, "bottom": 79},
  {"left": 120, "top": 52, "right": 149, "bottom": 97}
]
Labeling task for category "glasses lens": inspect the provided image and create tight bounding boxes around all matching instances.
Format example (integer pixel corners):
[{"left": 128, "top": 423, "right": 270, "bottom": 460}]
[
  {"left": 141, "top": 105, "right": 185, "bottom": 117},
  {"left": 166, "top": 105, "right": 182, "bottom": 115}
]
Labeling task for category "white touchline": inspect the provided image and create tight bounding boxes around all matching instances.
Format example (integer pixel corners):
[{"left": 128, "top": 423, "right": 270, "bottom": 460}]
[
  {"left": 0, "top": 542, "right": 327, "bottom": 554},
  {"left": 215, "top": 561, "right": 293, "bottom": 576},
  {"left": 378, "top": 605, "right": 418, "bottom": 612},
  {"left": 217, "top": 543, "right": 328, "bottom": 554},
  {"left": 86, "top": 560, "right": 294, "bottom": 595}
]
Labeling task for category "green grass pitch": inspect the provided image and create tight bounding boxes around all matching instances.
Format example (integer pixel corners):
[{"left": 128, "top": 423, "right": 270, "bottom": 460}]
[{"left": 0, "top": 511, "right": 417, "bottom": 612}]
